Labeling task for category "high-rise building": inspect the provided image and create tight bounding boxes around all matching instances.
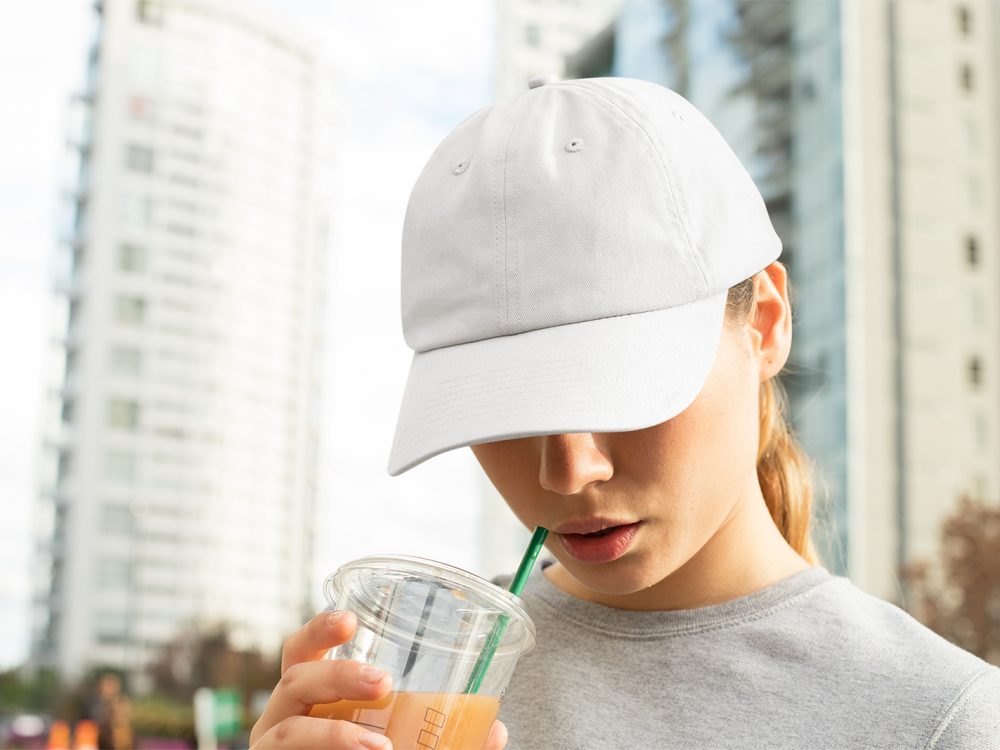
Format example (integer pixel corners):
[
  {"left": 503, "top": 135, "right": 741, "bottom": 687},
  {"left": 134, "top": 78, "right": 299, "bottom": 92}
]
[
  {"left": 562, "top": 0, "right": 1000, "bottom": 603},
  {"left": 32, "top": 0, "right": 335, "bottom": 683}
]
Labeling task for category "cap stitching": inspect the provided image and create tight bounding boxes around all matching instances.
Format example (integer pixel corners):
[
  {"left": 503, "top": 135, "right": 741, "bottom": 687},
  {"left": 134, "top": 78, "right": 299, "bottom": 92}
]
[
  {"left": 562, "top": 82, "right": 709, "bottom": 295},
  {"left": 501, "top": 95, "right": 535, "bottom": 336},
  {"left": 583, "top": 81, "right": 707, "bottom": 290},
  {"left": 489, "top": 125, "right": 503, "bottom": 333},
  {"left": 416, "top": 373, "right": 604, "bottom": 412},
  {"left": 398, "top": 397, "right": 647, "bottom": 449},
  {"left": 422, "top": 355, "right": 590, "bottom": 386},
  {"left": 396, "top": 366, "right": 701, "bottom": 451},
  {"left": 491, "top": 98, "right": 528, "bottom": 336},
  {"left": 396, "top": 360, "right": 688, "bottom": 447}
]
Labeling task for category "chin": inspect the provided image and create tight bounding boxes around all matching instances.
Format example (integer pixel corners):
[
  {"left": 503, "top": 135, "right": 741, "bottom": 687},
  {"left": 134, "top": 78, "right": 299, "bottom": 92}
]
[{"left": 564, "top": 555, "right": 662, "bottom": 596}]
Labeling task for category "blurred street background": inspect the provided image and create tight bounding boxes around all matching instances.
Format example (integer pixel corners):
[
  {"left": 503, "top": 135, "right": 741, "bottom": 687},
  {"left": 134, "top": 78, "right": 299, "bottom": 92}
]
[{"left": 1, "top": 0, "right": 998, "bottom": 747}]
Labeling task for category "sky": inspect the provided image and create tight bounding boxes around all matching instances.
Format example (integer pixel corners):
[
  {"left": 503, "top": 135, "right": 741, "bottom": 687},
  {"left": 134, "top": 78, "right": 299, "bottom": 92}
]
[{"left": 0, "top": 0, "right": 497, "bottom": 670}]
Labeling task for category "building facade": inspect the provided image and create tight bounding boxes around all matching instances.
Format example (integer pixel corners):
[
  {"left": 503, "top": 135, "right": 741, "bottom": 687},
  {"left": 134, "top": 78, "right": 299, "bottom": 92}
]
[
  {"left": 33, "top": 0, "right": 335, "bottom": 683},
  {"left": 560, "top": 0, "right": 1000, "bottom": 603}
]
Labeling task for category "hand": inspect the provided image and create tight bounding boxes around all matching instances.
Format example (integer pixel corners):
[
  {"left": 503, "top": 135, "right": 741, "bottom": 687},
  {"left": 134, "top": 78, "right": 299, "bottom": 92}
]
[{"left": 249, "top": 610, "right": 508, "bottom": 749}]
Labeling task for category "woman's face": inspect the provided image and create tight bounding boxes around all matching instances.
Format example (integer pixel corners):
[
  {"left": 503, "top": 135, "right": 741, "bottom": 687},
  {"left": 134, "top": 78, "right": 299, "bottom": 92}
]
[{"left": 470, "top": 263, "right": 803, "bottom": 608}]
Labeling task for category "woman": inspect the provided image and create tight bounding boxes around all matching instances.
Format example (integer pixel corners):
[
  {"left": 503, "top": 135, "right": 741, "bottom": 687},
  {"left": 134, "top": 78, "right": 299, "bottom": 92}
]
[{"left": 250, "top": 77, "right": 1000, "bottom": 749}]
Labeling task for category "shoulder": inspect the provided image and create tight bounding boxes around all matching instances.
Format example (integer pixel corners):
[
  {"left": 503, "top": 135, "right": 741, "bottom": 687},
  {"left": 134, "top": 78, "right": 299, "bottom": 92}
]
[
  {"left": 803, "top": 576, "right": 984, "bottom": 673},
  {"left": 924, "top": 665, "right": 1000, "bottom": 749},
  {"left": 802, "top": 576, "right": 999, "bottom": 743}
]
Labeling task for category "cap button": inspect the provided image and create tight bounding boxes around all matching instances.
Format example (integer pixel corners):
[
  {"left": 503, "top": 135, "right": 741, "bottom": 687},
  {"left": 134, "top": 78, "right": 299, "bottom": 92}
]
[{"left": 528, "top": 73, "right": 559, "bottom": 89}]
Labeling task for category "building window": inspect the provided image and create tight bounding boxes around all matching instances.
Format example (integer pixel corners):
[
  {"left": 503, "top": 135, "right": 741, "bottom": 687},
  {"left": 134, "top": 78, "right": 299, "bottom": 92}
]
[
  {"left": 128, "top": 96, "right": 155, "bottom": 122},
  {"left": 137, "top": 0, "right": 164, "bottom": 25},
  {"left": 969, "top": 176, "right": 981, "bottom": 208},
  {"left": 957, "top": 6, "right": 972, "bottom": 35},
  {"left": 126, "top": 144, "right": 154, "bottom": 173},
  {"left": 973, "top": 413, "right": 988, "bottom": 450},
  {"left": 964, "top": 117, "right": 979, "bottom": 150},
  {"left": 967, "top": 290, "right": 985, "bottom": 330},
  {"left": 106, "top": 451, "right": 137, "bottom": 482},
  {"left": 967, "top": 355, "right": 982, "bottom": 388},
  {"left": 525, "top": 24, "right": 541, "bottom": 47},
  {"left": 101, "top": 505, "right": 133, "bottom": 534},
  {"left": 111, "top": 346, "right": 142, "bottom": 375},
  {"left": 960, "top": 63, "right": 974, "bottom": 92},
  {"left": 119, "top": 244, "right": 146, "bottom": 272},
  {"left": 965, "top": 235, "right": 979, "bottom": 267},
  {"left": 114, "top": 296, "right": 146, "bottom": 324},
  {"left": 95, "top": 611, "right": 129, "bottom": 644},
  {"left": 98, "top": 559, "right": 132, "bottom": 588},
  {"left": 68, "top": 298, "right": 82, "bottom": 326},
  {"left": 122, "top": 194, "right": 152, "bottom": 227},
  {"left": 108, "top": 400, "right": 140, "bottom": 430},
  {"left": 56, "top": 450, "right": 72, "bottom": 483}
]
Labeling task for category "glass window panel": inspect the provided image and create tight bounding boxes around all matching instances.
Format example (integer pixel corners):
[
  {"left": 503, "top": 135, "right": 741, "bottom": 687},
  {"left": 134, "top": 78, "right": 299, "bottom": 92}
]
[
  {"left": 114, "top": 296, "right": 146, "bottom": 324},
  {"left": 119, "top": 244, "right": 146, "bottom": 272},
  {"left": 126, "top": 145, "right": 154, "bottom": 173},
  {"left": 101, "top": 505, "right": 133, "bottom": 534},
  {"left": 106, "top": 451, "right": 136, "bottom": 481},
  {"left": 98, "top": 559, "right": 131, "bottom": 588},
  {"left": 108, "top": 400, "right": 140, "bottom": 430}
]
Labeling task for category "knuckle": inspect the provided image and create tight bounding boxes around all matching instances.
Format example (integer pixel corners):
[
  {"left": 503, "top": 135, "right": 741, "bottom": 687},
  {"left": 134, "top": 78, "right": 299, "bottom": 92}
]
[
  {"left": 271, "top": 716, "right": 299, "bottom": 745},
  {"left": 277, "top": 661, "right": 306, "bottom": 693}
]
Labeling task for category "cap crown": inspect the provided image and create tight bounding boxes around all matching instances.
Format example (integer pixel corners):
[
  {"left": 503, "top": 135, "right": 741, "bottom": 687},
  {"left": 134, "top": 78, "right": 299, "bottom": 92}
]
[{"left": 401, "top": 77, "right": 780, "bottom": 354}]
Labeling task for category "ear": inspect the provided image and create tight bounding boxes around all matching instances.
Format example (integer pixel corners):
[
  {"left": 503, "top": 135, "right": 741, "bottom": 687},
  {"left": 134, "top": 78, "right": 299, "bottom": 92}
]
[{"left": 749, "top": 261, "right": 792, "bottom": 383}]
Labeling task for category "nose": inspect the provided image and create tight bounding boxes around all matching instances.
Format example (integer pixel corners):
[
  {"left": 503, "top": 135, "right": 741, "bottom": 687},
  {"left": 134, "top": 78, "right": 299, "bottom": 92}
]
[{"left": 538, "top": 433, "right": 614, "bottom": 496}]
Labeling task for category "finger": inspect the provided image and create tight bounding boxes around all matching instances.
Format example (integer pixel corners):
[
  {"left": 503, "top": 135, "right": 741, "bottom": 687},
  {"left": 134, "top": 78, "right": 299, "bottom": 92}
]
[
  {"left": 252, "top": 659, "right": 392, "bottom": 745},
  {"left": 251, "top": 714, "right": 392, "bottom": 750},
  {"left": 484, "top": 719, "right": 508, "bottom": 750},
  {"left": 280, "top": 609, "right": 358, "bottom": 674}
]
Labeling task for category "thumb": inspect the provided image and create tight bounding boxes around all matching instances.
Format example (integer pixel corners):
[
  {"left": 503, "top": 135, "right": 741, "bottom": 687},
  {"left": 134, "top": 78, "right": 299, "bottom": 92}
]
[{"left": 485, "top": 719, "right": 508, "bottom": 749}]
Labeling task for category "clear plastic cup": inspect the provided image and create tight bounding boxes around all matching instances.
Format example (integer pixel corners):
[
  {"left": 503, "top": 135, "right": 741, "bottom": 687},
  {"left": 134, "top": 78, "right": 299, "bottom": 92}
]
[{"left": 309, "top": 555, "right": 536, "bottom": 750}]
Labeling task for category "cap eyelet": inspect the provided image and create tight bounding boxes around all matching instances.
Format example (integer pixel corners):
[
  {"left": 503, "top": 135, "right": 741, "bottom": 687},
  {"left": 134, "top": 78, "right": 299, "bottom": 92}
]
[
  {"left": 564, "top": 138, "right": 584, "bottom": 153},
  {"left": 672, "top": 110, "right": 685, "bottom": 122},
  {"left": 452, "top": 159, "right": 470, "bottom": 175}
]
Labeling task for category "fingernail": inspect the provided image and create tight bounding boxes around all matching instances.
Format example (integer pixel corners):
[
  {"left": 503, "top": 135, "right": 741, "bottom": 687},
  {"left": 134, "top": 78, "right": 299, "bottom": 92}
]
[
  {"left": 358, "top": 729, "right": 391, "bottom": 749},
  {"left": 359, "top": 664, "right": 387, "bottom": 684},
  {"left": 327, "top": 610, "right": 347, "bottom": 627}
]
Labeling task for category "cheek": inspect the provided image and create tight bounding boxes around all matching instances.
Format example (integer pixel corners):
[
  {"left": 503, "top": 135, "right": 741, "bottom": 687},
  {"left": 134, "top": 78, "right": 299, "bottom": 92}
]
[
  {"left": 471, "top": 444, "right": 536, "bottom": 514},
  {"left": 648, "top": 356, "right": 758, "bottom": 487}
]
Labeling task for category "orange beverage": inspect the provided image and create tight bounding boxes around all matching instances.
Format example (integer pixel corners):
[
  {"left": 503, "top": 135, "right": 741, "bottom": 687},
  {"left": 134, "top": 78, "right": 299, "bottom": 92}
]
[{"left": 310, "top": 691, "right": 500, "bottom": 750}]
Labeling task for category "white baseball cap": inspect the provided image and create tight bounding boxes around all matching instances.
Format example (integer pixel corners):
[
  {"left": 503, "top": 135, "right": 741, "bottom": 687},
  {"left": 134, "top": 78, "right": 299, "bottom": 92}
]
[{"left": 387, "top": 75, "right": 780, "bottom": 477}]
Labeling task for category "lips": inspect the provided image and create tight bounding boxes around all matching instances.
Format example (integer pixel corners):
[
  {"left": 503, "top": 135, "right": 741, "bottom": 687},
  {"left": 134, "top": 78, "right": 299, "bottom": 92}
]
[
  {"left": 557, "top": 521, "right": 642, "bottom": 564},
  {"left": 552, "top": 517, "right": 639, "bottom": 535}
]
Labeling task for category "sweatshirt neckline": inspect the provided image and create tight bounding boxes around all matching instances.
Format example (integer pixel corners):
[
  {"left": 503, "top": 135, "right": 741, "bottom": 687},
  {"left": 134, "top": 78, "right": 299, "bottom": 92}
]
[{"left": 522, "top": 558, "right": 836, "bottom": 638}]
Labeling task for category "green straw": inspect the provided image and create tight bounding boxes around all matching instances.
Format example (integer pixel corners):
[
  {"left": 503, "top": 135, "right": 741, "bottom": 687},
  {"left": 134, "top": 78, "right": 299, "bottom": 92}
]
[{"left": 464, "top": 526, "right": 549, "bottom": 694}]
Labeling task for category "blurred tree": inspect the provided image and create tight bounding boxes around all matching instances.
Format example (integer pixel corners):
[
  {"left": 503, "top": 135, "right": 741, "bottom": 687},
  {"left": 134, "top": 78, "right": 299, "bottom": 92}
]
[
  {"left": 0, "top": 667, "right": 61, "bottom": 712},
  {"left": 143, "top": 623, "right": 280, "bottom": 739},
  {"left": 147, "top": 622, "right": 279, "bottom": 701},
  {"left": 900, "top": 493, "right": 1000, "bottom": 666}
]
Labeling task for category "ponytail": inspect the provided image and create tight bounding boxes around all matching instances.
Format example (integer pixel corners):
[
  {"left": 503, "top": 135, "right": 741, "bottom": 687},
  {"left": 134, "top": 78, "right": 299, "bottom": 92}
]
[
  {"left": 756, "top": 377, "right": 822, "bottom": 565},
  {"left": 726, "top": 271, "right": 822, "bottom": 566}
]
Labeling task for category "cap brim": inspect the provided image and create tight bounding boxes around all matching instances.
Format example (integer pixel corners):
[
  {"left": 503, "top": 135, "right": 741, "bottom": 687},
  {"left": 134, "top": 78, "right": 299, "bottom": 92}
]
[{"left": 387, "top": 291, "right": 727, "bottom": 476}]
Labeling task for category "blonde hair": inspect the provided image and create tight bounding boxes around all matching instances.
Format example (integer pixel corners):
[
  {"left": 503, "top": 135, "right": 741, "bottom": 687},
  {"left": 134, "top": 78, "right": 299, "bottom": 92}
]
[{"left": 725, "top": 270, "right": 822, "bottom": 566}]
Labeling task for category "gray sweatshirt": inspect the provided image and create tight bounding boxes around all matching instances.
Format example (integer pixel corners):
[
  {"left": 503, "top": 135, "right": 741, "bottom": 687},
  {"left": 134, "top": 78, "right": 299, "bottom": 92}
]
[{"left": 493, "top": 559, "right": 1000, "bottom": 749}]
